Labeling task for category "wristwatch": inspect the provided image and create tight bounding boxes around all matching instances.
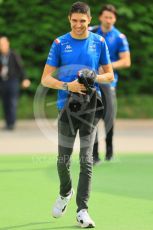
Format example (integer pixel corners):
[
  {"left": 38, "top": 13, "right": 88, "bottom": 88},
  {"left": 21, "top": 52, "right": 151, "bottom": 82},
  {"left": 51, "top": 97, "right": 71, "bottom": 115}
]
[{"left": 62, "top": 82, "right": 68, "bottom": 91}]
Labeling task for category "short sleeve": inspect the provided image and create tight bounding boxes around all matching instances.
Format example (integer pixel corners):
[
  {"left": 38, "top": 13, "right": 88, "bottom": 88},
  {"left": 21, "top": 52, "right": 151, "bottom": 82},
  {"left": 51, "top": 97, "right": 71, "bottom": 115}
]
[
  {"left": 100, "top": 38, "right": 111, "bottom": 65},
  {"left": 46, "top": 39, "right": 60, "bottom": 67},
  {"left": 118, "top": 34, "right": 130, "bottom": 53}
]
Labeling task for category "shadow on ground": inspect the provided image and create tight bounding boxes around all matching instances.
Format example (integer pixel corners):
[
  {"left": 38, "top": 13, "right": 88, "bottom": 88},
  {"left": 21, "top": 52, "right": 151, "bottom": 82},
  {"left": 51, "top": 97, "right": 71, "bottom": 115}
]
[{"left": 0, "top": 221, "right": 80, "bottom": 230}]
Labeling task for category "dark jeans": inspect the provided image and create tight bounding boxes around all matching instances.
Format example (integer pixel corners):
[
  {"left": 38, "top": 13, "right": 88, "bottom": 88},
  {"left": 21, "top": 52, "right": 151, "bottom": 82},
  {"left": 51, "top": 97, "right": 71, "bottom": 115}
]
[
  {"left": 0, "top": 79, "right": 19, "bottom": 127},
  {"left": 57, "top": 91, "right": 101, "bottom": 212}
]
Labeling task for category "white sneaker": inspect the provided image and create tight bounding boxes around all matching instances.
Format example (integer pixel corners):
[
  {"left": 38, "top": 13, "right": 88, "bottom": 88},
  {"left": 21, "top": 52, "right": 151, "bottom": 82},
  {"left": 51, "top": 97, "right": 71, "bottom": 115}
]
[
  {"left": 77, "top": 209, "right": 96, "bottom": 228},
  {"left": 52, "top": 188, "right": 74, "bottom": 218}
]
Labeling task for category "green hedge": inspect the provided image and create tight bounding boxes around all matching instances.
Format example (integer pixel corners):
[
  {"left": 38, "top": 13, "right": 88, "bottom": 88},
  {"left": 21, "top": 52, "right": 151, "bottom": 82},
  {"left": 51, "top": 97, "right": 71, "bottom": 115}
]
[
  {"left": 1, "top": 94, "right": 153, "bottom": 119},
  {"left": 0, "top": 0, "right": 153, "bottom": 96}
]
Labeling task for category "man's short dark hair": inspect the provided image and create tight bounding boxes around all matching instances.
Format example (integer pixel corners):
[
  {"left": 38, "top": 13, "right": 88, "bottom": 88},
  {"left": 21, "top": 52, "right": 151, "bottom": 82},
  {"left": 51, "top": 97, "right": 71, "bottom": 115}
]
[
  {"left": 69, "top": 1, "right": 91, "bottom": 17},
  {"left": 99, "top": 4, "right": 117, "bottom": 17}
]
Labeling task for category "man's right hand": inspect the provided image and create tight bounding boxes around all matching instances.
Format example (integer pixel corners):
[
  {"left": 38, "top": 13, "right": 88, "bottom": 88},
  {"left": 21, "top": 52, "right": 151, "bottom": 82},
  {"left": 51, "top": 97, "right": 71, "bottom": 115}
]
[{"left": 67, "top": 80, "right": 86, "bottom": 94}]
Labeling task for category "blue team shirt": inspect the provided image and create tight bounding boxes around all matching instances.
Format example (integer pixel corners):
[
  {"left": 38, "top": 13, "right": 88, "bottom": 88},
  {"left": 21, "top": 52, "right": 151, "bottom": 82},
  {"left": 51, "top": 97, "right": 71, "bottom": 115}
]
[
  {"left": 46, "top": 32, "right": 111, "bottom": 109},
  {"left": 90, "top": 26, "right": 129, "bottom": 88}
]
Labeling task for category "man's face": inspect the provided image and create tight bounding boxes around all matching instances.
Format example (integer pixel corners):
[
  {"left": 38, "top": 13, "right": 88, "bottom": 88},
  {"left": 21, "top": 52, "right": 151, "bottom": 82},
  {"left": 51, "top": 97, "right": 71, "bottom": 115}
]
[
  {"left": 69, "top": 13, "right": 91, "bottom": 37},
  {"left": 0, "top": 37, "right": 10, "bottom": 54},
  {"left": 99, "top": 10, "right": 116, "bottom": 30}
]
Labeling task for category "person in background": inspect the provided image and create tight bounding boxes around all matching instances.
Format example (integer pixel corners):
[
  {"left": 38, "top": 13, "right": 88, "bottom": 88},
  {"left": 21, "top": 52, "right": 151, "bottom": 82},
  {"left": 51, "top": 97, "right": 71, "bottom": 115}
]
[
  {"left": 89, "top": 4, "right": 131, "bottom": 164},
  {"left": 0, "top": 36, "right": 30, "bottom": 130}
]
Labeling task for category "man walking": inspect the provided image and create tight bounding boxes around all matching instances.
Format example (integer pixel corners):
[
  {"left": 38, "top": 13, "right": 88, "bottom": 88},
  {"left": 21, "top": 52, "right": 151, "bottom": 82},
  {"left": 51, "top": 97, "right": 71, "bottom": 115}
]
[
  {"left": 90, "top": 4, "right": 131, "bottom": 163},
  {"left": 41, "top": 2, "right": 114, "bottom": 228}
]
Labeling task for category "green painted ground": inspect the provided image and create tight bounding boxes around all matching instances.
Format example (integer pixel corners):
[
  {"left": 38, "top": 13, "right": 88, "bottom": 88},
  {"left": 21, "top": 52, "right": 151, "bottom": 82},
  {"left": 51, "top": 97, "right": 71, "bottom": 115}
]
[{"left": 0, "top": 154, "right": 153, "bottom": 230}]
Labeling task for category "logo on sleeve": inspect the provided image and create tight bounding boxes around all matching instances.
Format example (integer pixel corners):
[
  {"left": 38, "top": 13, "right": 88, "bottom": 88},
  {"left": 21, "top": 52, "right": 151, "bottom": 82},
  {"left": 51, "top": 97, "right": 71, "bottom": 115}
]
[
  {"left": 55, "top": 38, "right": 60, "bottom": 44},
  {"left": 119, "top": 33, "right": 126, "bottom": 39}
]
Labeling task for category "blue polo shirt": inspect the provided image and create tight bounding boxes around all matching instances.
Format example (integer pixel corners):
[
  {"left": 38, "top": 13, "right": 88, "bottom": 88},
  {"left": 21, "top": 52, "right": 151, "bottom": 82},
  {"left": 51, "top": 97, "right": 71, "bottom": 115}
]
[
  {"left": 46, "top": 32, "right": 111, "bottom": 109},
  {"left": 89, "top": 26, "right": 130, "bottom": 88}
]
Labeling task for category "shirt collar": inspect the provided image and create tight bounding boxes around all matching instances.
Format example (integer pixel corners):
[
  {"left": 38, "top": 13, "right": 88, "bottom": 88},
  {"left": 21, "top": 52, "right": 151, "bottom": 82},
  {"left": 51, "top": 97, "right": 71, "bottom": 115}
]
[{"left": 98, "top": 25, "right": 115, "bottom": 36}]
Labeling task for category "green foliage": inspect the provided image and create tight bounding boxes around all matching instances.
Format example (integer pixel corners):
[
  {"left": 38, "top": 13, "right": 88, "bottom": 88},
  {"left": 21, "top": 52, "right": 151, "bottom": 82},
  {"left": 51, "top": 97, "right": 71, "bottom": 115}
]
[
  {"left": 1, "top": 95, "right": 152, "bottom": 119},
  {"left": 117, "top": 95, "right": 153, "bottom": 118},
  {"left": 0, "top": 0, "right": 153, "bottom": 96}
]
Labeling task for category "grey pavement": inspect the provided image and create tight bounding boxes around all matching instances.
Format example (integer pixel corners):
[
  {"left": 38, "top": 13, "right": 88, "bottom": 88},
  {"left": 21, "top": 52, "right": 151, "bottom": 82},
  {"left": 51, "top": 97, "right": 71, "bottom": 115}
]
[{"left": 0, "top": 119, "right": 153, "bottom": 154}]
